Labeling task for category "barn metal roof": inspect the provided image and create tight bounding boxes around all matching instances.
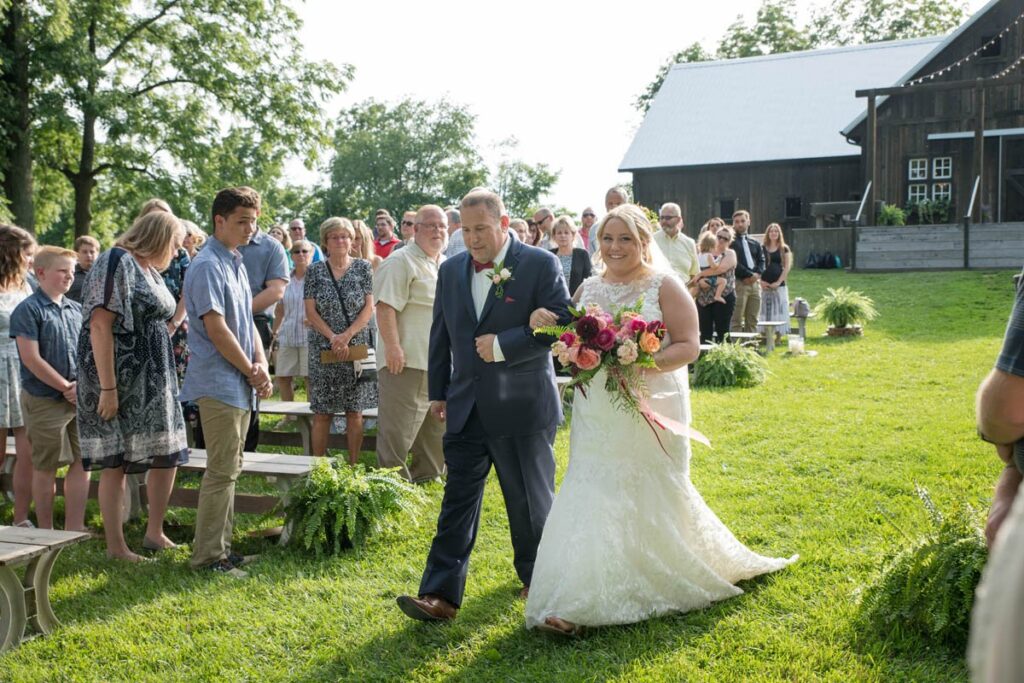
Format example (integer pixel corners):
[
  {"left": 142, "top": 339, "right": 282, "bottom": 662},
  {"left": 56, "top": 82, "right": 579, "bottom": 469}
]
[{"left": 619, "top": 37, "right": 943, "bottom": 171}]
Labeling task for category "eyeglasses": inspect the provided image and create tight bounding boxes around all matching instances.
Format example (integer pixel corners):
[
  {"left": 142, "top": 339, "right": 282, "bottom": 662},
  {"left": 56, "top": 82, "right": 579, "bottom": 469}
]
[
  {"left": 292, "top": 249, "right": 310, "bottom": 254},
  {"left": 582, "top": 212, "right": 596, "bottom": 218},
  {"left": 417, "top": 223, "right": 447, "bottom": 231},
  {"left": 659, "top": 215, "right": 680, "bottom": 221},
  {"left": 288, "top": 226, "right": 303, "bottom": 231},
  {"left": 401, "top": 220, "right": 414, "bottom": 227}
]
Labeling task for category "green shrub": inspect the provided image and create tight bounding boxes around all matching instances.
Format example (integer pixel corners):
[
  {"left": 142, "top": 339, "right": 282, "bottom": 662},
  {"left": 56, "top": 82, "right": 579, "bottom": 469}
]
[
  {"left": 858, "top": 486, "right": 988, "bottom": 651},
  {"left": 285, "top": 459, "right": 424, "bottom": 557},
  {"left": 877, "top": 203, "right": 906, "bottom": 226},
  {"left": 814, "top": 287, "right": 879, "bottom": 329},
  {"left": 692, "top": 342, "right": 769, "bottom": 388}
]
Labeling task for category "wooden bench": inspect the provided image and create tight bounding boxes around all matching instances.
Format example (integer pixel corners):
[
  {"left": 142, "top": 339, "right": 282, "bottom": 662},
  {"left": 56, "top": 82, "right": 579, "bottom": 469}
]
[
  {"left": 0, "top": 443, "right": 317, "bottom": 516},
  {"left": 756, "top": 321, "right": 788, "bottom": 352},
  {"left": 258, "top": 401, "right": 377, "bottom": 455},
  {"left": 726, "top": 332, "right": 761, "bottom": 347},
  {"left": 0, "top": 525, "right": 89, "bottom": 652}
]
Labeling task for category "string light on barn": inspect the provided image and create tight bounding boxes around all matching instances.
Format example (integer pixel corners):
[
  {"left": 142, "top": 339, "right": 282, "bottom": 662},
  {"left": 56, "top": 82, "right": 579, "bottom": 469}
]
[{"left": 904, "top": 9, "right": 1024, "bottom": 86}]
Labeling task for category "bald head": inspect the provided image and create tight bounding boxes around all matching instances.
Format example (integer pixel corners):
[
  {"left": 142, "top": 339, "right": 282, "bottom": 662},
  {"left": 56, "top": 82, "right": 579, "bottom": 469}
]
[
  {"left": 531, "top": 207, "right": 555, "bottom": 236},
  {"left": 659, "top": 202, "right": 684, "bottom": 236}
]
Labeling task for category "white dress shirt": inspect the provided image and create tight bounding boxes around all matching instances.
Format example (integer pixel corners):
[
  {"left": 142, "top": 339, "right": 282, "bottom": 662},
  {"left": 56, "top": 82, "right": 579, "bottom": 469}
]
[{"left": 470, "top": 236, "right": 512, "bottom": 362}]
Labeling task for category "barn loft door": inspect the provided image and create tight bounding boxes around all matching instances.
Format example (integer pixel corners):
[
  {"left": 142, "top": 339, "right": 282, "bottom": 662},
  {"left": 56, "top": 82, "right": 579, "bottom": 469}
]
[{"left": 1005, "top": 138, "right": 1024, "bottom": 222}]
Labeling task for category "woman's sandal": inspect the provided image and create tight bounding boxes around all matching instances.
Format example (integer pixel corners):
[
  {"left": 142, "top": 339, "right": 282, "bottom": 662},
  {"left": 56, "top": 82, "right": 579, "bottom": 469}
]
[{"left": 537, "top": 617, "right": 585, "bottom": 638}]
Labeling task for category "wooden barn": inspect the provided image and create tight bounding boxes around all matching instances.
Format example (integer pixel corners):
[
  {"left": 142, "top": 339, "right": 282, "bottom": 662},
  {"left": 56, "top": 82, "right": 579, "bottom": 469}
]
[{"left": 622, "top": 0, "right": 1024, "bottom": 269}]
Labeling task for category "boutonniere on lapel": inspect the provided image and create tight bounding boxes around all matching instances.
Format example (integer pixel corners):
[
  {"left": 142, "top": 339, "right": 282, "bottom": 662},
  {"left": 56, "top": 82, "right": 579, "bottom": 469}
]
[{"left": 485, "top": 261, "right": 514, "bottom": 298}]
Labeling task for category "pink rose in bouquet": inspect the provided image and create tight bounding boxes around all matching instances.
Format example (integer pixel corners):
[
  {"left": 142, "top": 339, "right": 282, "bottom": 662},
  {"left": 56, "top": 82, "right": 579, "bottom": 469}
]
[
  {"left": 559, "top": 332, "right": 577, "bottom": 347},
  {"left": 594, "top": 327, "right": 617, "bottom": 351},
  {"left": 628, "top": 317, "right": 648, "bottom": 334},
  {"left": 575, "top": 346, "right": 601, "bottom": 371}
]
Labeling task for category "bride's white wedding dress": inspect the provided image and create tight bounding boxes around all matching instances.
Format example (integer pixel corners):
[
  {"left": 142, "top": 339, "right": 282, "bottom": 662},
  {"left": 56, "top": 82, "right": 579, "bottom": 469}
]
[{"left": 525, "top": 272, "right": 796, "bottom": 629}]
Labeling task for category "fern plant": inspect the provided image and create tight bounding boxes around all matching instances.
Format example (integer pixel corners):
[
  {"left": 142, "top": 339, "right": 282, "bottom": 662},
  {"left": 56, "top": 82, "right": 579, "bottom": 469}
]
[
  {"left": 858, "top": 486, "right": 988, "bottom": 651},
  {"left": 813, "top": 287, "right": 878, "bottom": 330},
  {"left": 876, "top": 203, "right": 906, "bottom": 226},
  {"left": 285, "top": 459, "right": 424, "bottom": 557},
  {"left": 692, "top": 342, "right": 769, "bottom": 389}
]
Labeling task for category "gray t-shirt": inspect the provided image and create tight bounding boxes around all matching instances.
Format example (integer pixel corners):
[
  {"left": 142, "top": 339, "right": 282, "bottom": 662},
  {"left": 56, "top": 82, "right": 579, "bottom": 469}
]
[{"left": 238, "top": 231, "right": 289, "bottom": 318}]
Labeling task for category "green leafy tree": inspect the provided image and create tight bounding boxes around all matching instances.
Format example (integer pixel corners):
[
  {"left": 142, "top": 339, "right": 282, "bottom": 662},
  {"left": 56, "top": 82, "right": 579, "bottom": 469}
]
[
  {"left": 718, "top": 0, "right": 812, "bottom": 58},
  {"left": 633, "top": 42, "right": 712, "bottom": 114},
  {"left": 323, "top": 98, "right": 488, "bottom": 221},
  {"left": 0, "top": 0, "right": 349, "bottom": 237},
  {"left": 492, "top": 151, "right": 559, "bottom": 220}
]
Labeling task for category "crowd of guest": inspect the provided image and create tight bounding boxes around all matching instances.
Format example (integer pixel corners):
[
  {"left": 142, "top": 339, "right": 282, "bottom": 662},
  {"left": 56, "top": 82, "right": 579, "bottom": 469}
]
[{"left": 0, "top": 183, "right": 795, "bottom": 575}]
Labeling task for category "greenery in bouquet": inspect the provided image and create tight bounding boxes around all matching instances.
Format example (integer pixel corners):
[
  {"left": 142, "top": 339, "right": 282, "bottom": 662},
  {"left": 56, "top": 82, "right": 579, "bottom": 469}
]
[
  {"left": 535, "top": 298, "right": 666, "bottom": 418},
  {"left": 285, "top": 459, "right": 424, "bottom": 557}
]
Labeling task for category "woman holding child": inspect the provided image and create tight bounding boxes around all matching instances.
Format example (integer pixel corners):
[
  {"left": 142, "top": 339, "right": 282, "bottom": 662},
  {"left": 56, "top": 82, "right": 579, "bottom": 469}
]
[
  {"left": 693, "top": 224, "right": 738, "bottom": 344},
  {"left": 77, "top": 210, "right": 189, "bottom": 561}
]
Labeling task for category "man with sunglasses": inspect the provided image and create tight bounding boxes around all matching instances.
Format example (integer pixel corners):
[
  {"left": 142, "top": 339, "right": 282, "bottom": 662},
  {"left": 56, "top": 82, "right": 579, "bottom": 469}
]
[
  {"left": 393, "top": 211, "right": 418, "bottom": 253},
  {"left": 579, "top": 207, "right": 596, "bottom": 251},
  {"left": 653, "top": 202, "right": 699, "bottom": 282},
  {"left": 287, "top": 219, "right": 323, "bottom": 263}
]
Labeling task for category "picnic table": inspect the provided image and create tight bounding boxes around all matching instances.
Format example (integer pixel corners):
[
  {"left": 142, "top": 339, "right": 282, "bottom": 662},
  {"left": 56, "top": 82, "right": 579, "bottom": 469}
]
[{"left": 0, "top": 525, "right": 89, "bottom": 652}]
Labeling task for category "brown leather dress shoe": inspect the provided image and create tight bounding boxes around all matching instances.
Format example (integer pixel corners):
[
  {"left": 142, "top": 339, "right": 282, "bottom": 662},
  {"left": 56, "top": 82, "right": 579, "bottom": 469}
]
[
  {"left": 396, "top": 594, "right": 458, "bottom": 622},
  {"left": 519, "top": 586, "right": 529, "bottom": 600}
]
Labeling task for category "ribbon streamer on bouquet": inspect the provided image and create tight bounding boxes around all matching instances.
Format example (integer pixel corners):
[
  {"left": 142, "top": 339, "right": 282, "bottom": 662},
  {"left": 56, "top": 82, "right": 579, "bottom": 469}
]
[{"left": 638, "top": 394, "right": 712, "bottom": 450}]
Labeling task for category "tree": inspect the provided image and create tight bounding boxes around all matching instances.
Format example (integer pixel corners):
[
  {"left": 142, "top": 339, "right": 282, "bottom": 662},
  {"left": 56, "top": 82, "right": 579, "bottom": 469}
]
[
  {"left": 635, "top": 0, "right": 967, "bottom": 113},
  {"left": 490, "top": 138, "right": 559, "bottom": 219},
  {"left": 634, "top": 42, "right": 712, "bottom": 114},
  {"left": 0, "top": 0, "right": 349, "bottom": 236},
  {"left": 323, "top": 98, "right": 488, "bottom": 221}
]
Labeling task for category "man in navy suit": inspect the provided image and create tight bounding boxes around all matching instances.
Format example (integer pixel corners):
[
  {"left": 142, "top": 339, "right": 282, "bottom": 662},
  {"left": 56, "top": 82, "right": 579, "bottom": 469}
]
[{"left": 397, "top": 189, "right": 572, "bottom": 621}]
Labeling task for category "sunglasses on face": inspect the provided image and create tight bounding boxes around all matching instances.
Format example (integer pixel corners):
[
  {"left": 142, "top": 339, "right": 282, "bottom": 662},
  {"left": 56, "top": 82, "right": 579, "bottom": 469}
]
[
  {"left": 401, "top": 220, "right": 414, "bottom": 227},
  {"left": 292, "top": 249, "right": 310, "bottom": 254},
  {"left": 582, "top": 213, "right": 595, "bottom": 218},
  {"left": 659, "top": 215, "right": 679, "bottom": 221}
]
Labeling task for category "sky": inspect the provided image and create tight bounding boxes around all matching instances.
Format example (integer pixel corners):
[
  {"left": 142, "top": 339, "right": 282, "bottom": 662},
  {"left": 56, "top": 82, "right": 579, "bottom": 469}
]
[{"left": 295, "top": 0, "right": 989, "bottom": 214}]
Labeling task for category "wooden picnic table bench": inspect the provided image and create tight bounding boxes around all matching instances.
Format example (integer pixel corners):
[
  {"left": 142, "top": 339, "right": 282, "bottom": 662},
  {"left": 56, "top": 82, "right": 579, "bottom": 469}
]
[
  {"left": 756, "top": 321, "right": 788, "bottom": 353},
  {"left": 258, "top": 401, "right": 377, "bottom": 455},
  {"left": 0, "top": 525, "right": 89, "bottom": 652}
]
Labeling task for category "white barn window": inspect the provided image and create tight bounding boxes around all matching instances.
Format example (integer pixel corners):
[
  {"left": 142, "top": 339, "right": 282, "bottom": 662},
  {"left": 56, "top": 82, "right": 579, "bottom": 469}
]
[
  {"left": 932, "top": 157, "right": 953, "bottom": 180},
  {"left": 908, "top": 158, "right": 928, "bottom": 180}
]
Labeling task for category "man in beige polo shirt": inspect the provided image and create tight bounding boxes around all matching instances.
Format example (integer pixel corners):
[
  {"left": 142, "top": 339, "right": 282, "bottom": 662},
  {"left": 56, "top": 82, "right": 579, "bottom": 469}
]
[
  {"left": 653, "top": 202, "right": 699, "bottom": 282},
  {"left": 373, "top": 204, "right": 449, "bottom": 482}
]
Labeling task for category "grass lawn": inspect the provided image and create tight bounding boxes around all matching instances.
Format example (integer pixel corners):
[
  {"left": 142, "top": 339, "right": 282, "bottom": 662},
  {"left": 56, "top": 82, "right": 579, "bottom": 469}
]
[{"left": 0, "top": 269, "right": 1015, "bottom": 682}]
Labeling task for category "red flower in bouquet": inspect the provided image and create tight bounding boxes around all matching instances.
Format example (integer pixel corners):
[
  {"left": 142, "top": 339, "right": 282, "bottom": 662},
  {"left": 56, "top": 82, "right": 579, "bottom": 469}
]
[
  {"left": 575, "top": 315, "right": 600, "bottom": 342},
  {"left": 559, "top": 331, "right": 578, "bottom": 347},
  {"left": 594, "top": 327, "right": 617, "bottom": 351},
  {"left": 628, "top": 317, "right": 648, "bottom": 334},
  {"left": 646, "top": 320, "right": 666, "bottom": 337}
]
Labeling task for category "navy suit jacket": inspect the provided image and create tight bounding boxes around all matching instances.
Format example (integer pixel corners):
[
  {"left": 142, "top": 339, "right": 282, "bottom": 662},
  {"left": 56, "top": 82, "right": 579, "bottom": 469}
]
[{"left": 428, "top": 236, "right": 572, "bottom": 436}]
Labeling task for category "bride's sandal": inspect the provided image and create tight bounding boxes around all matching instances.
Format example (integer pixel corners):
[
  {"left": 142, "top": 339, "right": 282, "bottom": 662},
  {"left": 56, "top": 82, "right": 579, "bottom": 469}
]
[{"left": 537, "top": 616, "right": 585, "bottom": 638}]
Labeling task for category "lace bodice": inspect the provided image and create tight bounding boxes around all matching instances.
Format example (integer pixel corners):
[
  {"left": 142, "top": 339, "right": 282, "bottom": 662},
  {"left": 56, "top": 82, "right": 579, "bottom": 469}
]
[{"left": 576, "top": 271, "right": 670, "bottom": 323}]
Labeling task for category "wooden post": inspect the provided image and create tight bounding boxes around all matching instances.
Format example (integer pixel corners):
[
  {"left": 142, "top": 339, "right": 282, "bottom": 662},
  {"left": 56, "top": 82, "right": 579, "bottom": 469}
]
[
  {"left": 865, "top": 95, "right": 877, "bottom": 224},
  {"left": 974, "top": 79, "right": 985, "bottom": 223}
]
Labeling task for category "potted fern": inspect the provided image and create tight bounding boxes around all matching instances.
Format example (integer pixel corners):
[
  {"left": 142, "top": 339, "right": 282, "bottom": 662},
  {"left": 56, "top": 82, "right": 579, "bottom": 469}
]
[
  {"left": 814, "top": 287, "right": 878, "bottom": 336},
  {"left": 285, "top": 459, "right": 424, "bottom": 557}
]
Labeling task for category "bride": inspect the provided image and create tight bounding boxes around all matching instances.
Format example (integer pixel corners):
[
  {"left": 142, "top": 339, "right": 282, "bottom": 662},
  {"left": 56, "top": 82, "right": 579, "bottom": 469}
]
[{"left": 524, "top": 205, "right": 796, "bottom": 636}]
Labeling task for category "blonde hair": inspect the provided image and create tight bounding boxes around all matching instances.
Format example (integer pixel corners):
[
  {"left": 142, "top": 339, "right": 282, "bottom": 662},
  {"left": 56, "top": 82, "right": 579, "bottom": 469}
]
[
  {"left": 33, "top": 245, "right": 77, "bottom": 272},
  {"left": 319, "top": 217, "right": 355, "bottom": 255},
  {"left": 551, "top": 215, "right": 577, "bottom": 236},
  {"left": 698, "top": 232, "right": 717, "bottom": 253},
  {"left": 268, "top": 224, "right": 292, "bottom": 251},
  {"left": 460, "top": 189, "right": 506, "bottom": 221},
  {"left": 0, "top": 224, "right": 36, "bottom": 290},
  {"left": 181, "top": 220, "right": 206, "bottom": 250},
  {"left": 593, "top": 204, "right": 656, "bottom": 271},
  {"left": 116, "top": 211, "right": 183, "bottom": 271},
  {"left": 762, "top": 222, "right": 789, "bottom": 253},
  {"left": 350, "top": 220, "right": 374, "bottom": 260},
  {"left": 137, "top": 198, "right": 172, "bottom": 219}
]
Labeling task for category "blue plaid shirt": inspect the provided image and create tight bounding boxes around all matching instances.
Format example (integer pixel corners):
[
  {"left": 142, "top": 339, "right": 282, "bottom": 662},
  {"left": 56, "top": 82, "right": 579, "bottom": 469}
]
[{"left": 9, "top": 290, "right": 82, "bottom": 399}]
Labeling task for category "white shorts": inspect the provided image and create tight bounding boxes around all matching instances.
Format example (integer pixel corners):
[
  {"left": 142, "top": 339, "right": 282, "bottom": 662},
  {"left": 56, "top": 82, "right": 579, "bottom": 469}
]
[{"left": 275, "top": 345, "right": 308, "bottom": 377}]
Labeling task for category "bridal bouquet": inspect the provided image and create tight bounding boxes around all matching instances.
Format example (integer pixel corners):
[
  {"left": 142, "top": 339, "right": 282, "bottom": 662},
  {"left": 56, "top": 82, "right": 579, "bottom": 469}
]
[{"left": 536, "top": 300, "right": 708, "bottom": 450}]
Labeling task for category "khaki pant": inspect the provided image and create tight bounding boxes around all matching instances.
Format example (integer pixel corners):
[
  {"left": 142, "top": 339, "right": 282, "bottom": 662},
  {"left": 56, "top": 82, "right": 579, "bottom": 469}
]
[
  {"left": 190, "top": 398, "right": 250, "bottom": 568},
  {"left": 376, "top": 368, "right": 445, "bottom": 482},
  {"left": 20, "top": 391, "right": 77, "bottom": 471},
  {"left": 731, "top": 278, "right": 762, "bottom": 333}
]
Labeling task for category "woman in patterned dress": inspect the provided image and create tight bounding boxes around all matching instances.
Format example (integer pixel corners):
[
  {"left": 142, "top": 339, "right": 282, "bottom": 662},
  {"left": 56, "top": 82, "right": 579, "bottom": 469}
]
[
  {"left": 77, "top": 212, "right": 189, "bottom": 561},
  {"left": 0, "top": 224, "right": 37, "bottom": 526},
  {"left": 304, "top": 217, "right": 377, "bottom": 462}
]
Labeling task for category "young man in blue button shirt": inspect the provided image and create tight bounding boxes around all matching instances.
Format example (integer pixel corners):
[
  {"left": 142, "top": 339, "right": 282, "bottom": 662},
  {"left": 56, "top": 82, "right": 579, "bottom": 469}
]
[
  {"left": 181, "top": 187, "right": 273, "bottom": 576},
  {"left": 10, "top": 246, "right": 89, "bottom": 530}
]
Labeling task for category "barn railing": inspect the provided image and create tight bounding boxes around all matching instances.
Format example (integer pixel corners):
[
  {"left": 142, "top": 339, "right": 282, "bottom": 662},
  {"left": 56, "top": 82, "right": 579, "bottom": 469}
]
[{"left": 963, "top": 175, "right": 981, "bottom": 268}]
